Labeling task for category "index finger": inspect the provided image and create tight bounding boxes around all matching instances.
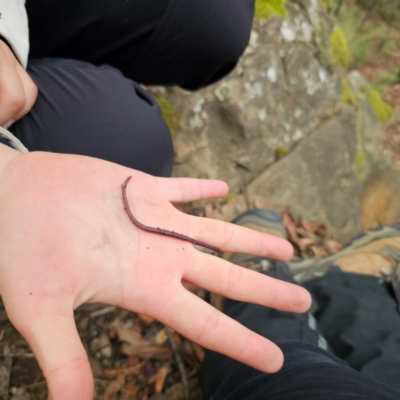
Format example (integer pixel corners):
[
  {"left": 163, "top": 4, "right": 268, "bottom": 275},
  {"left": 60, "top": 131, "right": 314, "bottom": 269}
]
[
  {"left": 183, "top": 214, "right": 293, "bottom": 261},
  {"left": 156, "top": 177, "right": 229, "bottom": 203}
]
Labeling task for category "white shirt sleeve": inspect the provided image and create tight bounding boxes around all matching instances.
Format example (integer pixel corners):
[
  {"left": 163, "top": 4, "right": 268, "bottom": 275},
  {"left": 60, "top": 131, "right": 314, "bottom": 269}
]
[{"left": 0, "top": 0, "right": 29, "bottom": 68}]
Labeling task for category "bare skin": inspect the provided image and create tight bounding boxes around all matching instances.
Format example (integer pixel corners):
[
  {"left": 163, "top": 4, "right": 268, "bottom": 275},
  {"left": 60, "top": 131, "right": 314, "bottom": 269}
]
[
  {"left": 0, "top": 146, "right": 311, "bottom": 400},
  {"left": 122, "top": 176, "right": 221, "bottom": 253},
  {"left": 0, "top": 40, "right": 38, "bottom": 127}
]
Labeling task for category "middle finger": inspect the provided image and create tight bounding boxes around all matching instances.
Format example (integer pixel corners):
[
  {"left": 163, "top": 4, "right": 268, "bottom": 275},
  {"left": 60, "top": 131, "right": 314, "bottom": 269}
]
[{"left": 182, "top": 213, "right": 293, "bottom": 261}]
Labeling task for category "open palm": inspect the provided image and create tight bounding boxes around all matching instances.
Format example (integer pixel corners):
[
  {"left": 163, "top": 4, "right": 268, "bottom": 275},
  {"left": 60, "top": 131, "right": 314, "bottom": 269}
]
[{"left": 0, "top": 151, "right": 311, "bottom": 400}]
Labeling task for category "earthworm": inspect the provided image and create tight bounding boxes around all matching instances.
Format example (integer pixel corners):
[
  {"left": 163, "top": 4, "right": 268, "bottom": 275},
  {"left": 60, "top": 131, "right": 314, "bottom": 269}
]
[{"left": 122, "top": 176, "right": 221, "bottom": 253}]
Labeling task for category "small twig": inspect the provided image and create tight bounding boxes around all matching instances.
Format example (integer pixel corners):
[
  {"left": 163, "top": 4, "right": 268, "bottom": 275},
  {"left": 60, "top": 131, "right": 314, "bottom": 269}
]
[
  {"left": 89, "top": 306, "right": 116, "bottom": 318},
  {"left": 165, "top": 327, "right": 189, "bottom": 400},
  {"left": 122, "top": 176, "right": 221, "bottom": 253}
]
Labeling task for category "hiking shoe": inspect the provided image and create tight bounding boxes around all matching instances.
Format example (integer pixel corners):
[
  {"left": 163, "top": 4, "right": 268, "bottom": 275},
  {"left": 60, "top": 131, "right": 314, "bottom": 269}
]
[
  {"left": 288, "top": 223, "right": 400, "bottom": 284},
  {"left": 223, "top": 209, "right": 287, "bottom": 270},
  {"left": 213, "top": 209, "right": 289, "bottom": 310}
]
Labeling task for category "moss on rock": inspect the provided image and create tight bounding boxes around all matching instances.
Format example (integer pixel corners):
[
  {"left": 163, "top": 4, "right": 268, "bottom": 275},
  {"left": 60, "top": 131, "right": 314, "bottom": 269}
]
[
  {"left": 368, "top": 87, "right": 394, "bottom": 122},
  {"left": 275, "top": 147, "right": 289, "bottom": 160},
  {"left": 156, "top": 95, "right": 180, "bottom": 134},
  {"left": 341, "top": 78, "right": 357, "bottom": 107},
  {"left": 319, "top": 0, "right": 333, "bottom": 11},
  {"left": 221, "top": 193, "right": 236, "bottom": 205},
  {"left": 329, "top": 27, "right": 351, "bottom": 67},
  {"left": 255, "top": 0, "right": 288, "bottom": 20},
  {"left": 355, "top": 146, "right": 366, "bottom": 180}
]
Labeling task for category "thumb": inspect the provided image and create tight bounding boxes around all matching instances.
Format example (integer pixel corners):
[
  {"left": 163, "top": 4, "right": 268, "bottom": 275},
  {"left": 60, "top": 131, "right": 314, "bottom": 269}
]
[{"left": 13, "top": 308, "right": 93, "bottom": 400}]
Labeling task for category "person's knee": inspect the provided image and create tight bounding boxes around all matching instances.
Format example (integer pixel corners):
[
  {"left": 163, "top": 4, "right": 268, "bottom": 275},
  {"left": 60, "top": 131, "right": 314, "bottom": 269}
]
[
  {"left": 193, "top": 0, "right": 255, "bottom": 86},
  {"left": 13, "top": 59, "right": 173, "bottom": 177},
  {"left": 161, "top": 0, "right": 255, "bottom": 90},
  {"left": 183, "top": 0, "right": 254, "bottom": 89}
]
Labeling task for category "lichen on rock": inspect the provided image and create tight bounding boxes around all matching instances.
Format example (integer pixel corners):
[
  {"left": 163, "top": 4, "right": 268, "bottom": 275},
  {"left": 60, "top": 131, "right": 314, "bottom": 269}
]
[
  {"left": 367, "top": 87, "right": 394, "bottom": 122},
  {"left": 155, "top": 95, "right": 180, "bottom": 134},
  {"left": 255, "top": 0, "right": 288, "bottom": 20},
  {"left": 329, "top": 27, "right": 351, "bottom": 67},
  {"left": 341, "top": 78, "right": 357, "bottom": 107},
  {"left": 319, "top": 0, "right": 333, "bottom": 11}
]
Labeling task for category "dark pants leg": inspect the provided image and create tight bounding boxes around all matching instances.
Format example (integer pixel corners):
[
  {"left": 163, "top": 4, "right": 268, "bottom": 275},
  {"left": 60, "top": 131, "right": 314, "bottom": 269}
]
[
  {"left": 26, "top": 0, "right": 255, "bottom": 90},
  {"left": 10, "top": 59, "right": 174, "bottom": 176},
  {"left": 15, "top": 0, "right": 254, "bottom": 172},
  {"left": 199, "top": 263, "right": 400, "bottom": 400},
  {"left": 304, "top": 270, "right": 400, "bottom": 387}
]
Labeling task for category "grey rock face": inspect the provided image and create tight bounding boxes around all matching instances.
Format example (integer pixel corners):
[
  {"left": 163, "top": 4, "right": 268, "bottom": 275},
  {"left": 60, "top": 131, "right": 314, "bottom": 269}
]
[
  {"left": 247, "top": 100, "right": 390, "bottom": 243},
  {"left": 170, "top": 1, "right": 339, "bottom": 192},
  {"left": 162, "top": 1, "right": 394, "bottom": 242}
]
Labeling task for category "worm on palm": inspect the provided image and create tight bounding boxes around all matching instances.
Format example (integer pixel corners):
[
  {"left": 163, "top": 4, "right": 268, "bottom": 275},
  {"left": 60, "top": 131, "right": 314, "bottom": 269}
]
[{"left": 122, "top": 176, "right": 221, "bottom": 253}]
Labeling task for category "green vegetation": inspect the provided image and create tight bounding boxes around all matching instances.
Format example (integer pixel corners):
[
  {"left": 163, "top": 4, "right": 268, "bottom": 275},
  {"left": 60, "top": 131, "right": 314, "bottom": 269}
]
[
  {"left": 367, "top": 87, "right": 394, "bottom": 122},
  {"left": 355, "top": 146, "right": 366, "bottom": 179},
  {"left": 335, "top": 3, "right": 396, "bottom": 66},
  {"left": 371, "top": 68, "right": 400, "bottom": 92},
  {"left": 319, "top": 0, "right": 333, "bottom": 11},
  {"left": 356, "top": 0, "right": 400, "bottom": 23},
  {"left": 221, "top": 193, "right": 236, "bottom": 205},
  {"left": 355, "top": 117, "right": 366, "bottom": 180},
  {"left": 382, "top": 40, "right": 397, "bottom": 56},
  {"left": 155, "top": 96, "right": 180, "bottom": 134},
  {"left": 275, "top": 147, "right": 289, "bottom": 160},
  {"left": 341, "top": 78, "right": 357, "bottom": 106},
  {"left": 329, "top": 27, "right": 351, "bottom": 67},
  {"left": 337, "top": 5, "right": 370, "bottom": 64},
  {"left": 255, "top": 0, "right": 288, "bottom": 20},
  {"left": 326, "top": 108, "right": 337, "bottom": 118}
]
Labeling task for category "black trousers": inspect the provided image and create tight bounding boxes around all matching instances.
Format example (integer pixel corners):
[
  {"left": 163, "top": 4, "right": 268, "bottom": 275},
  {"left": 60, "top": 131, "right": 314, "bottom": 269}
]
[
  {"left": 199, "top": 263, "right": 400, "bottom": 400},
  {"left": 10, "top": 0, "right": 255, "bottom": 176}
]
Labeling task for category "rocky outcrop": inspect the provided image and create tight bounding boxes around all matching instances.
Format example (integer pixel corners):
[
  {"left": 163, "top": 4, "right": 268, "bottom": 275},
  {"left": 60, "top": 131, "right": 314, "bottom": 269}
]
[
  {"left": 157, "top": 0, "right": 397, "bottom": 242},
  {"left": 167, "top": 0, "right": 339, "bottom": 192}
]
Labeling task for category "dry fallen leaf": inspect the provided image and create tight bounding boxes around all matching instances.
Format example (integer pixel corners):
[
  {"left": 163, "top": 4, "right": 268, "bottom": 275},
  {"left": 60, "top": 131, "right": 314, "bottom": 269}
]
[
  {"left": 296, "top": 226, "right": 318, "bottom": 239},
  {"left": 124, "top": 385, "right": 140, "bottom": 398},
  {"left": 103, "top": 374, "right": 126, "bottom": 400},
  {"left": 309, "top": 244, "right": 329, "bottom": 258},
  {"left": 191, "top": 343, "right": 205, "bottom": 362},
  {"left": 143, "top": 360, "right": 155, "bottom": 378},
  {"left": 297, "top": 237, "right": 318, "bottom": 252},
  {"left": 282, "top": 210, "right": 301, "bottom": 248},
  {"left": 155, "top": 367, "right": 169, "bottom": 393},
  {"left": 301, "top": 220, "right": 320, "bottom": 234},
  {"left": 115, "top": 322, "right": 172, "bottom": 360},
  {"left": 103, "top": 362, "right": 144, "bottom": 377},
  {"left": 139, "top": 314, "right": 155, "bottom": 325},
  {"left": 155, "top": 328, "right": 169, "bottom": 345},
  {"left": 325, "top": 239, "right": 343, "bottom": 254}
]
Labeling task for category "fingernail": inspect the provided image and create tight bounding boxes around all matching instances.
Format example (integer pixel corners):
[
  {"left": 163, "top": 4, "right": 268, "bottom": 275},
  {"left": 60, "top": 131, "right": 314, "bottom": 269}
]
[{"left": 3, "top": 120, "right": 15, "bottom": 129}]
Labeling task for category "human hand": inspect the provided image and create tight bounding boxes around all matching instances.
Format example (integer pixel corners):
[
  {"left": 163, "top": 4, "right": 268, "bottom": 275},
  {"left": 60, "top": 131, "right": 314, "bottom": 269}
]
[
  {"left": 0, "top": 40, "right": 38, "bottom": 127},
  {"left": 0, "top": 150, "right": 311, "bottom": 400}
]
